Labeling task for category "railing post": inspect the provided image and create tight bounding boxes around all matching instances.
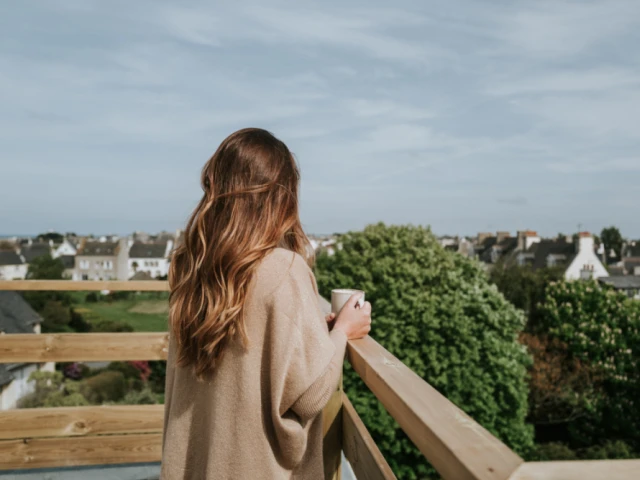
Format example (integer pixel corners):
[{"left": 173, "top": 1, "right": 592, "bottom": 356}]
[{"left": 322, "top": 372, "right": 343, "bottom": 480}]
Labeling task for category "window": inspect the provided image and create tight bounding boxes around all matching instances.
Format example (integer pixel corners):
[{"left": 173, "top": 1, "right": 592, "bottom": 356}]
[
  {"left": 79, "top": 260, "right": 89, "bottom": 269},
  {"left": 82, "top": 274, "right": 89, "bottom": 280},
  {"left": 105, "top": 261, "right": 113, "bottom": 270}
]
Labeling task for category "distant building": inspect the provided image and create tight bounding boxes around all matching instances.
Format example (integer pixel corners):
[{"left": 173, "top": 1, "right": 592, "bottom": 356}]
[
  {"left": 128, "top": 241, "right": 173, "bottom": 279},
  {"left": 74, "top": 238, "right": 129, "bottom": 281},
  {"left": 518, "top": 232, "right": 608, "bottom": 280},
  {"left": 52, "top": 238, "right": 78, "bottom": 258},
  {"left": 0, "top": 291, "right": 55, "bottom": 409},
  {"left": 19, "top": 242, "right": 52, "bottom": 263},
  {"left": 0, "top": 251, "right": 28, "bottom": 280},
  {"left": 599, "top": 276, "right": 640, "bottom": 300},
  {"left": 60, "top": 254, "right": 76, "bottom": 279},
  {"left": 475, "top": 231, "right": 520, "bottom": 265}
]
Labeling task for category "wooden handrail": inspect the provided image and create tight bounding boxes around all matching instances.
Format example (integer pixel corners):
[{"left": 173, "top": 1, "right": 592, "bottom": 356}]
[
  {"left": 0, "top": 333, "right": 168, "bottom": 362},
  {"left": 507, "top": 459, "right": 640, "bottom": 480},
  {"left": 0, "top": 280, "right": 168, "bottom": 291},
  {"left": 346, "top": 335, "right": 523, "bottom": 480},
  {"left": 0, "top": 405, "right": 163, "bottom": 440}
]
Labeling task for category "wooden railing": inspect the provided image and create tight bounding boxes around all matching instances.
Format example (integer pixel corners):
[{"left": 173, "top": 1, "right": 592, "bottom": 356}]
[{"left": 1, "top": 280, "right": 639, "bottom": 480}]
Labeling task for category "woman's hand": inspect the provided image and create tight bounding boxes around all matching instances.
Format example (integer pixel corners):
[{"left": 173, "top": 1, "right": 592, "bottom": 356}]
[
  {"left": 332, "top": 292, "right": 372, "bottom": 340},
  {"left": 325, "top": 312, "right": 336, "bottom": 330}
]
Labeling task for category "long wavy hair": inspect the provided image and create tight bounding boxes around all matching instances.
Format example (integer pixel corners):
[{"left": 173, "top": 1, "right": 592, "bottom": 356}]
[{"left": 168, "top": 128, "right": 312, "bottom": 379}]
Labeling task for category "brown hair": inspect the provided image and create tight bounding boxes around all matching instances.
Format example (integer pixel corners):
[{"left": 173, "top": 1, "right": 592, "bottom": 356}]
[{"left": 168, "top": 128, "right": 312, "bottom": 379}]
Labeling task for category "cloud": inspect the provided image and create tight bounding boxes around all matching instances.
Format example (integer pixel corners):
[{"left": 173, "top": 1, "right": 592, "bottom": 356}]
[{"left": 497, "top": 196, "right": 528, "bottom": 206}]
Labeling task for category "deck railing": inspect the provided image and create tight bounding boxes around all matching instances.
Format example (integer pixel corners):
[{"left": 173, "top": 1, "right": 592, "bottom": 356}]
[{"left": 1, "top": 280, "right": 639, "bottom": 480}]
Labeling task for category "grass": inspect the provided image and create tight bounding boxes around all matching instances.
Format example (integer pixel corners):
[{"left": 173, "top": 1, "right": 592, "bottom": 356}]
[{"left": 72, "top": 292, "right": 168, "bottom": 332}]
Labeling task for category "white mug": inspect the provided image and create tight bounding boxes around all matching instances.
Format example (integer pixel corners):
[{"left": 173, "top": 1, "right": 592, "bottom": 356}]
[{"left": 331, "top": 289, "right": 365, "bottom": 315}]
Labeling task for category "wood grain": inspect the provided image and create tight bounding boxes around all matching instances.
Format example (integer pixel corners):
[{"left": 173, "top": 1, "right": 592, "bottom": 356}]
[
  {"left": 0, "top": 433, "right": 161, "bottom": 470},
  {"left": 0, "top": 280, "right": 168, "bottom": 291},
  {"left": 346, "top": 336, "right": 523, "bottom": 480},
  {"left": 0, "top": 405, "right": 163, "bottom": 440},
  {"left": 508, "top": 460, "right": 640, "bottom": 480},
  {"left": 0, "top": 333, "right": 168, "bottom": 362},
  {"left": 342, "top": 393, "right": 396, "bottom": 480}
]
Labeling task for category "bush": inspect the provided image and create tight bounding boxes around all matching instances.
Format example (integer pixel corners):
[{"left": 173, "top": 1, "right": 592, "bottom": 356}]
[
  {"left": 148, "top": 360, "right": 167, "bottom": 394},
  {"left": 105, "top": 362, "right": 144, "bottom": 390},
  {"left": 538, "top": 280, "right": 640, "bottom": 450},
  {"left": 85, "top": 292, "right": 99, "bottom": 303},
  {"left": 119, "top": 387, "right": 159, "bottom": 405},
  {"left": 18, "top": 371, "right": 90, "bottom": 408},
  {"left": 81, "top": 371, "right": 126, "bottom": 403},
  {"left": 314, "top": 223, "right": 534, "bottom": 478},
  {"left": 92, "top": 320, "right": 134, "bottom": 332}
]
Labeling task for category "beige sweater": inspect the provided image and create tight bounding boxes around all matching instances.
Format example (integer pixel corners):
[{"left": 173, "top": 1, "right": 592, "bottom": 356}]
[{"left": 160, "top": 248, "right": 347, "bottom": 480}]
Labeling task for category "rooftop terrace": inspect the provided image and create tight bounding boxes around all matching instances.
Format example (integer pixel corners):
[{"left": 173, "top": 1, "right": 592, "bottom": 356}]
[{"left": 0, "top": 280, "right": 639, "bottom": 479}]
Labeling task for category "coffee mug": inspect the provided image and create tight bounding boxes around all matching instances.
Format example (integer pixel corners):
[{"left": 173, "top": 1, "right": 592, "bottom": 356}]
[{"left": 331, "top": 289, "right": 365, "bottom": 315}]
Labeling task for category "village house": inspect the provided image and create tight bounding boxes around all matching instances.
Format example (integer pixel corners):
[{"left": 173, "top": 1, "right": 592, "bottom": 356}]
[
  {"left": 74, "top": 238, "right": 129, "bottom": 281},
  {"left": 19, "top": 241, "right": 52, "bottom": 263},
  {"left": 517, "top": 232, "right": 608, "bottom": 280},
  {"left": 52, "top": 238, "right": 78, "bottom": 258},
  {"left": 0, "top": 251, "right": 28, "bottom": 280},
  {"left": 128, "top": 240, "right": 173, "bottom": 279},
  {"left": 0, "top": 291, "right": 55, "bottom": 409}
]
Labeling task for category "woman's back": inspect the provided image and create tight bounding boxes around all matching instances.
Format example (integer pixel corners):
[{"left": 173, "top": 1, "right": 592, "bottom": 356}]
[{"left": 160, "top": 248, "right": 337, "bottom": 480}]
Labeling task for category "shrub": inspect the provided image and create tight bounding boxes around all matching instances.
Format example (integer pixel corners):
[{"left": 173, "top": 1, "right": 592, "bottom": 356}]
[
  {"left": 105, "top": 361, "right": 144, "bottom": 390},
  {"left": 18, "top": 371, "right": 89, "bottom": 408},
  {"left": 314, "top": 223, "right": 534, "bottom": 478},
  {"left": 85, "top": 292, "right": 99, "bottom": 303},
  {"left": 529, "top": 442, "right": 578, "bottom": 461},
  {"left": 538, "top": 280, "right": 640, "bottom": 450},
  {"left": 81, "top": 371, "right": 126, "bottom": 403},
  {"left": 119, "top": 387, "right": 159, "bottom": 405},
  {"left": 92, "top": 320, "right": 134, "bottom": 332}
]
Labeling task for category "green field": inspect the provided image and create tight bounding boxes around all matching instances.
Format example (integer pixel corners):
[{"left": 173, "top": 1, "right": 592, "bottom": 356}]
[{"left": 72, "top": 292, "right": 169, "bottom": 332}]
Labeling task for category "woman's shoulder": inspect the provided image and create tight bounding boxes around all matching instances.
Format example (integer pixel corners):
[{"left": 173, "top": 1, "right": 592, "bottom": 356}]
[{"left": 258, "top": 247, "right": 311, "bottom": 279}]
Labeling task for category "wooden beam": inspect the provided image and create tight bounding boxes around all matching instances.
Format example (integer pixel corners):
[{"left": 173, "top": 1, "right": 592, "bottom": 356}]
[
  {"left": 346, "top": 336, "right": 523, "bottom": 480},
  {"left": 0, "top": 405, "right": 163, "bottom": 440},
  {"left": 0, "top": 280, "right": 169, "bottom": 291},
  {"left": 0, "top": 333, "right": 168, "bottom": 363},
  {"left": 342, "top": 393, "right": 396, "bottom": 480},
  {"left": 508, "top": 460, "right": 640, "bottom": 480},
  {"left": 0, "top": 433, "right": 161, "bottom": 470}
]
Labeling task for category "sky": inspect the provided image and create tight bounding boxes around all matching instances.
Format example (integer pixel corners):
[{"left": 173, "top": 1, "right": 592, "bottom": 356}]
[{"left": 1, "top": 0, "right": 639, "bottom": 238}]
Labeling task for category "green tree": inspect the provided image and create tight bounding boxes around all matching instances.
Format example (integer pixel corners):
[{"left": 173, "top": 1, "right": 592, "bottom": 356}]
[
  {"left": 600, "top": 226, "right": 623, "bottom": 259},
  {"left": 489, "top": 262, "right": 564, "bottom": 332},
  {"left": 538, "top": 280, "right": 640, "bottom": 451},
  {"left": 26, "top": 254, "right": 66, "bottom": 280},
  {"left": 314, "top": 223, "right": 533, "bottom": 478}
]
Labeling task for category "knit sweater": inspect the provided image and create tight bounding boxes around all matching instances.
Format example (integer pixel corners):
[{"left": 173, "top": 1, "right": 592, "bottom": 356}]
[{"left": 160, "top": 247, "right": 348, "bottom": 480}]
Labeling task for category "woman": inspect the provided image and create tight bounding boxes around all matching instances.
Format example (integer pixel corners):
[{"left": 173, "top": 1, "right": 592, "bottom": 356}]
[{"left": 160, "top": 128, "right": 372, "bottom": 479}]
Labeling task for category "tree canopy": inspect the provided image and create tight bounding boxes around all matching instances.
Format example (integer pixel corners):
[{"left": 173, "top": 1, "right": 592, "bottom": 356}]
[
  {"left": 314, "top": 223, "right": 533, "bottom": 478},
  {"left": 600, "top": 226, "right": 624, "bottom": 259}
]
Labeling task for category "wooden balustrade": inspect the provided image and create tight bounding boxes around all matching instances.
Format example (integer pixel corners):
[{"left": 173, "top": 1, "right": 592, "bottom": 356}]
[{"left": 1, "top": 280, "right": 639, "bottom": 479}]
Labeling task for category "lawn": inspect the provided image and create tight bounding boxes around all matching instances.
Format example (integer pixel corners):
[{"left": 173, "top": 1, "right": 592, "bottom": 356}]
[{"left": 73, "top": 292, "right": 169, "bottom": 332}]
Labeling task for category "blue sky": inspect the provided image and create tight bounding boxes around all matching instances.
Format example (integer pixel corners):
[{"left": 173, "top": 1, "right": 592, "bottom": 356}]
[{"left": 1, "top": 0, "right": 639, "bottom": 238}]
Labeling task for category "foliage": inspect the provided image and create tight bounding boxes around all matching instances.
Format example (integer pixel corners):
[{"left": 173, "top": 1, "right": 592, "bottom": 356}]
[
  {"left": 36, "top": 232, "right": 64, "bottom": 243},
  {"left": 538, "top": 280, "right": 640, "bottom": 450},
  {"left": 25, "top": 254, "right": 66, "bottom": 280},
  {"left": 19, "top": 371, "right": 89, "bottom": 408},
  {"left": 92, "top": 320, "right": 135, "bottom": 332},
  {"left": 85, "top": 292, "right": 99, "bottom": 303},
  {"left": 129, "top": 361, "right": 152, "bottom": 382},
  {"left": 62, "top": 362, "right": 84, "bottom": 380},
  {"left": 528, "top": 440, "right": 635, "bottom": 461},
  {"left": 521, "top": 333, "right": 602, "bottom": 428},
  {"left": 81, "top": 371, "right": 127, "bottom": 403},
  {"left": 119, "top": 387, "right": 159, "bottom": 405},
  {"left": 105, "top": 361, "right": 144, "bottom": 390},
  {"left": 600, "top": 226, "right": 624, "bottom": 260},
  {"left": 314, "top": 223, "right": 533, "bottom": 478},
  {"left": 528, "top": 442, "right": 578, "bottom": 461},
  {"left": 489, "top": 262, "right": 564, "bottom": 332},
  {"left": 0, "top": 240, "right": 14, "bottom": 250},
  {"left": 148, "top": 360, "right": 167, "bottom": 393}
]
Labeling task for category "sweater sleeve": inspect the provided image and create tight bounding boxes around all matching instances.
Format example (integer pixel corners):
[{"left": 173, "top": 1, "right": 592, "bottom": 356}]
[
  {"left": 291, "top": 329, "right": 347, "bottom": 421},
  {"left": 265, "top": 252, "right": 339, "bottom": 421}
]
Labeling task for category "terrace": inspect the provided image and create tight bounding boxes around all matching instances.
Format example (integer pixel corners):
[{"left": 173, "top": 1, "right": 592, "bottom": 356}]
[{"left": 0, "top": 280, "right": 638, "bottom": 479}]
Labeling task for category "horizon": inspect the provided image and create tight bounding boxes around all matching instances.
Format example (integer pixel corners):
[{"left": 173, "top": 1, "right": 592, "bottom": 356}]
[{"left": 1, "top": 1, "right": 639, "bottom": 237}]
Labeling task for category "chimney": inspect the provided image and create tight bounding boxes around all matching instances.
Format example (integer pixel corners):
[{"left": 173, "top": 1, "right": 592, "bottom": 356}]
[
  {"left": 578, "top": 232, "right": 594, "bottom": 252},
  {"left": 477, "top": 232, "right": 493, "bottom": 245},
  {"left": 517, "top": 230, "right": 539, "bottom": 251},
  {"left": 496, "top": 231, "right": 511, "bottom": 243}
]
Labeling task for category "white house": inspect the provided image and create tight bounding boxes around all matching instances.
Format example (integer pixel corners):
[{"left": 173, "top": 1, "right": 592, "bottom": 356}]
[
  {"left": 0, "top": 291, "right": 55, "bottom": 409},
  {"left": 564, "top": 233, "right": 609, "bottom": 280},
  {"left": 0, "top": 251, "right": 28, "bottom": 280},
  {"left": 128, "top": 240, "right": 173, "bottom": 279},
  {"left": 518, "top": 232, "right": 608, "bottom": 281},
  {"left": 52, "top": 238, "right": 78, "bottom": 258}
]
